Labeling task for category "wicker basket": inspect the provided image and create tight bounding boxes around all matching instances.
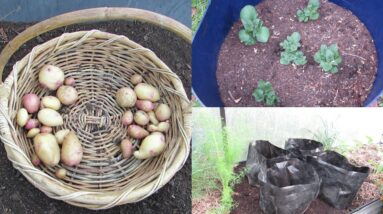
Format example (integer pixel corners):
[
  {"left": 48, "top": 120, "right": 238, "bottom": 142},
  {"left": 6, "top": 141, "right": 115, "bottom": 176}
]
[{"left": 0, "top": 8, "right": 191, "bottom": 210}]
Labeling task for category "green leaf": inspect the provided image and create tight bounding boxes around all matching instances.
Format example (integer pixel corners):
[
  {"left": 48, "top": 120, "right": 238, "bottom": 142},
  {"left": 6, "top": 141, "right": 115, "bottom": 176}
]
[
  {"left": 253, "top": 89, "right": 264, "bottom": 102},
  {"left": 255, "top": 26, "right": 270, "bottom": 43},
  {"left": 309, "top": 0, "right": 320, "bottom": 8},
  {"left": 291, "top": 32, "right": 301, "bottom": 42},
  {"left": 240, "top": 5, "right": 258, "bottom": 21},
  {"left": 238, "top": 29, "right": 256, "bottom": 46},
  {"left": 325, "top": 49, "right": 334, "bottom": 61},
  {"left": 310, "top": 12, "right": 319, "bottom": 20},
  {"left": 321, "top": 62, "right": 332, "bottom": 72},
  {"left": 294, "top": 51, "right": 307, "bottom": 65}
]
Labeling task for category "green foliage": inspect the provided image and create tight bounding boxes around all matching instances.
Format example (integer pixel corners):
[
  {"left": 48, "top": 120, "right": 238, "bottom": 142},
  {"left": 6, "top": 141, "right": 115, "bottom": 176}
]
[
  {"left": 314, "top": 44, "right": 342, "bottom": 73},
  {"left": 308, "top": 119, "right": 338, "bottom": 151},
  {"left": 192, "top": 112, "right": 249, "bottom": 213},
  {"left": 280, "top": 32, "right": 307, "bottom": 65},
  {"left": 252, "top": 80, "right": 278, "bottom": 106},
  {"left": 192, "top": 0, "right": 208, "bottom": 33},
  {"left": 238, "top": 5, "right": 270, "bottom": 45},
  {"left": 297, "top": 0, "right": 320, "bottom": 22}
]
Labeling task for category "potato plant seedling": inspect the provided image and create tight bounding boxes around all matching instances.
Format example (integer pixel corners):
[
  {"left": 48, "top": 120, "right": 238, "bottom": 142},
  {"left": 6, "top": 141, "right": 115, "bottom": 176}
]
[
  {"left": 280, "top": 32, "right": 307, "bottom": 65},
  {"left": 238, "top": 5, "right": 270, "bottom": 45},
  {"left": 297, "top": 0, "right": 320, "bottom": 22},
  {"left": 314, "top": 44, "right": 342, "bottom": 73},
  {"left": 252, "top": 80, "right": 278, "bottom": 106}
]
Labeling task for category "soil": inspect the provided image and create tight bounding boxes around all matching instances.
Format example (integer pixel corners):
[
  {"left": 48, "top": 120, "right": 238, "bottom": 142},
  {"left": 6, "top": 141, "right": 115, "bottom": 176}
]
[
  {"left": 0, "top": 21, "right": 191, "bottom": 213},
  {"left": 217, "top": 0, "right": 377, "bottom": 107},
  {"left": 230, "top": 163, "right": 379, "bottom": 214}
]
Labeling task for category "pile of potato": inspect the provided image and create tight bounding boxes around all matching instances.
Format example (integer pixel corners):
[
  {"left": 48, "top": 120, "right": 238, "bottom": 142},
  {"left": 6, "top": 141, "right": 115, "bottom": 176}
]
[
  {"left": 116, "top": 74, "right": 171, "bottom": 160},
  {"left": 16, "top": 66, "right": 172, "bottom": 179},
  {"left": 16, "top": 65, "right": 82, "bottom": 179}
]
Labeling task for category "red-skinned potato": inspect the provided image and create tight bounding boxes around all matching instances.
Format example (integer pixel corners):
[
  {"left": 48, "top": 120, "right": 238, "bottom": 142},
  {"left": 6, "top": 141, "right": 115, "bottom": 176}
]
[
  {"left": 121, "top": 139, "right": 133, "bottom": 159},
  {"left": 134, "top": 132, "right": 165, "bottom": 159},
  {"left": 38, "top": 65, "right": 65, "bottom": 90},
  {"left": 121, "top": 111, "right": 133, "bottom": 126},
  {"left": 25, "top": 119, "right": 40, "bottom": 130},
  {"left": 16, "top": 108, "right": 29, "bottom": 127},
  {"left": 131, "top": 74, "right": 143, "bottom": 85},
  {"left": 134, "top": 110, "right": 149, "bottom": 126},
  {"left": 115, "top": 87, "right": 136, "bottom": 108},
  {"left": 55, "top": 168, "right": 67, "bottom": 179},
  {"left": 40, "top": 126, "right": 52, "bottom": 133},
  {"left": 127, "top": 125, "right": 149, "bottom": 139},
  {"left": 37, "top": 109, "right": 63, "bottom": 127},
  {"left": 31, "top": 154, "right": 41, "bottom": 166},
  {"left": 56, "top": 86, "right": 78, "bottom": 105},
  {"left": 148, "top": 111, "right": 159, "bottom": 125},
  {"left": 61, "top": 131, "right": 83, "bottom": 166},
  {"left": 64, "top": 77, "right": 75, "bottom": 86},
  {"left": 147, "top": 121, "right": 170, "bottom": 132},
  {"left": 33, "top": 133, "right": 60, "bottom": 166},
  {"left": 41, "top": 96, "right": 61, "bottom": 110},
  {"left": 22, "top": 93, "right": 40, "bottom": 113},
  {"left": 27, "top": 128, "right": 40, "bottom": 138},
  {"left": 134, "top": 83, "right": 160, "bottom": 102},
  {"left": 135, "top": 100, "right": 155, "bottom": 112},
  {"left": 155, "top": 104, "right": 171, "bottom": 121},
  {"left": 55, "top": 129, "right": 70, "bottom": 144}
]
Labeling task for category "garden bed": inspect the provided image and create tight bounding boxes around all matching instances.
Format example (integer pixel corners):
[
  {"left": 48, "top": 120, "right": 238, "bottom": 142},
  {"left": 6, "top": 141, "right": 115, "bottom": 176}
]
[
  {"left": 231, "top": 162, "right": 380, "bottom": 214},
  {"left": 216, "top": 0, "right": 377, "bottom": 107},
  {"left": 0, "top": 20, "right": 191, "bottom": 213}
]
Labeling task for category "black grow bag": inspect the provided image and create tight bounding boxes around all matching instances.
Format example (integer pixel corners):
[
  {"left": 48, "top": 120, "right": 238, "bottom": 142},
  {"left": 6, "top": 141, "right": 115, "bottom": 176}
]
[
  {"left": 246, "top": 140, "right": 288, "bottom": 186},
  {"left": 285, "top": 138, "right": 324, "bottom": 159},
  {"left": 258, "top": 158, "right": 321, "bottom": 214},
  {"left": 307, "top": 151, "right": 370, "bottom": 209}
]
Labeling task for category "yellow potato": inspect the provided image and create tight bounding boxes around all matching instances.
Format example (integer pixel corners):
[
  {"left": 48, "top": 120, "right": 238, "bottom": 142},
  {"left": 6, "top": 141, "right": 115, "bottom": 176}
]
[
  {"left": 37, "top": 109, "right": 63, "bottom": 126},
  {"left": 33, "top": 133, "right": 60, "bottom": 166},
  {"left": 61, "top": 131, "right": 83, "bottom": 166}
]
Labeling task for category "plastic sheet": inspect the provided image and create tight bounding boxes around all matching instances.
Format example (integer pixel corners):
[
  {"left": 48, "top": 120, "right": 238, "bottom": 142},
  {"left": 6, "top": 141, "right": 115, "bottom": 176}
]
[
  {"left": 285, "top": 138, "right": 323, "bottom": 159},
  {"left": 307, "top": 151, "right": 370, "bottom": 209},
  {"left": 246, "top": 140, "right": 288, "bottom": 186},
  {"left": 258, "top": 158, "right": 321, "bottom": 214}
]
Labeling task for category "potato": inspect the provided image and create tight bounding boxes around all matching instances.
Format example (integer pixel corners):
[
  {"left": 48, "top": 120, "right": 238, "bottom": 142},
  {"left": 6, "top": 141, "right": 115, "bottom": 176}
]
[
  {"left": 41, "top": 96, "right": 61, "bottom": 110},
  {"left": 136, "top": 100, "right": 155, "bottom": 112},
  {"left": 25, "top": 119, "right": 40, "bottom": 130},
  {"left": 55, "top": 129, "right": 70, "bottom": 144},
  {"left": 56, "top": 86, "right": 78, "bottom": 105},
  {"left": 40, "top": 126, "right": 52, "bottom": 133},
  {"left": 16, "top": 108, "right": 29, "bottom": 127},
  {"left": 27, "top": 128, "right": 40, "bottom": 138},
  {"left": 61, "top": 131, "right": 83, "bottom": 166},
  {"left": 131, "top": 74, "right": 143, "bottom": 85},
  {"left": 31, "top": 154, "right": 41, "bottom": 166},
  {"left": 121, "top": 111, "right": 133, "bottom": 126},
  {"left": 64, "top": 77, "right": 75, "bottom": 86},
  {"left": 134, "top": 83, "right": 160, "bottom": 102},
  {"left": 155, "top": 104, "right": 171, "bottom": 121},
  {"left": 33, "top": 133, "right": 60, "bottom": 166},
  {"left": 121, "top": 139, "right": 133, "bottom": 159},
  {"left": 127, "top": 125, "right": 149, "bottom": 139},
  {"left": 134, "top": 132, "right": 165, "bottom": 159},
  {"left": 115, "top": 87, "right": 136, "bottom": 108},
  {"left": 55, "top": 168, "right": 67, "bottom": 179},
  {"left": 147, "top": 121, "right": 170, "bottom": 132},
  {"left": 134, "top": 110, "right": 149, "bottom": 126},
  {"left": 39, "top": 65, "right": 65, "bottom": 90},
  {"left": 37, "top": 109, "right": 63, "bottom": 127},
  {"left": 22, "top": 93, "right": 40, "bottom": 113},
  {"left": 148, "top": 111, "right": 159, "bottom": 125}
]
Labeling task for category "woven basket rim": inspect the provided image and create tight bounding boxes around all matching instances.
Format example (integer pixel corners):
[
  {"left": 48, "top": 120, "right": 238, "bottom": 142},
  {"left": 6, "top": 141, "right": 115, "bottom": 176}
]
[{"left": 0, "top": 29, "right": 191, "bottom": 210}]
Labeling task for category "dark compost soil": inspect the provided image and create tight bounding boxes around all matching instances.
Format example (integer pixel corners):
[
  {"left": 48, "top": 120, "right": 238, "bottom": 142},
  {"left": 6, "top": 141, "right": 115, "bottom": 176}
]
[
  {"left": 0, "top": 21, "right": 191, "bottom": 213},
  {"left": 231, "top": 163, "right": 379, "bottom": 214},
  {"left": 217, "top": 0, "right": 377, "bottom": 107}
]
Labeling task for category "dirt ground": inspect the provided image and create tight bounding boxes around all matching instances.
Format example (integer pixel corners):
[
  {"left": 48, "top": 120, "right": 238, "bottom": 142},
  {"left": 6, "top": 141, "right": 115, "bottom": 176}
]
[
  {"left": 217, "top": 0, "right": 377, "bottom": 107},
  {"left": 0, "top": 21, "right": 191, "bottom": 213}
]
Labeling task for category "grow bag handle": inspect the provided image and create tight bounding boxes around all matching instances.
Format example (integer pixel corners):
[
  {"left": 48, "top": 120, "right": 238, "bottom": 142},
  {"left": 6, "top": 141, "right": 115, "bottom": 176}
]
[{"left": 0, "top": 7, "right": 192, "bottom": 84}]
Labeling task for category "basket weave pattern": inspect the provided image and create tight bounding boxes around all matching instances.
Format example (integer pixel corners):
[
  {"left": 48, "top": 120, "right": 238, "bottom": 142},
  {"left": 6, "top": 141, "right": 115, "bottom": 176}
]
[{"left": 0, "top": 30, "right": 191, "bottom": 209}]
